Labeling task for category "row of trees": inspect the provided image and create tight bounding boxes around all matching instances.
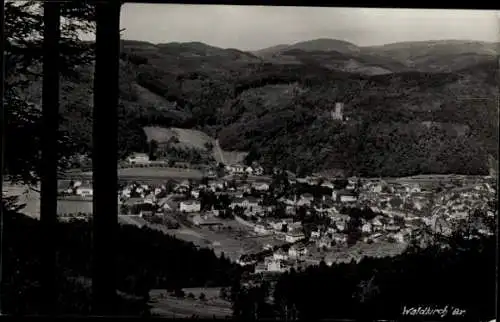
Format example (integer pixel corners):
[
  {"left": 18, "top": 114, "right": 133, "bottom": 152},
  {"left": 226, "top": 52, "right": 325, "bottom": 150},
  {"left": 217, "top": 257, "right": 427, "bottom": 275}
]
[
  {"left": 1, "top": 205, "right": 242, "bottom": 315},
  {"left": 230, "top": 218, "right": 496, "bottom": 321}
]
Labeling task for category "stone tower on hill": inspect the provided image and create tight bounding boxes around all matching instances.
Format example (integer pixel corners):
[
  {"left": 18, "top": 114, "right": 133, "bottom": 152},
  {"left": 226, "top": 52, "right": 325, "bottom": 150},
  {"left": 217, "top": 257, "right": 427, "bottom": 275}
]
[{"left": 331, "top": 102, "right": 344, "bottom": 121}]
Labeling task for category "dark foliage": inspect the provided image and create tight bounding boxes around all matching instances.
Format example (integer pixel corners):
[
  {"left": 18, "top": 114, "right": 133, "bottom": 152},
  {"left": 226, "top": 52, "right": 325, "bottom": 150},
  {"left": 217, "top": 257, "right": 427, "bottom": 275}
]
[{"left": 1, "top": 207, "right": 241, "bottom": 315}]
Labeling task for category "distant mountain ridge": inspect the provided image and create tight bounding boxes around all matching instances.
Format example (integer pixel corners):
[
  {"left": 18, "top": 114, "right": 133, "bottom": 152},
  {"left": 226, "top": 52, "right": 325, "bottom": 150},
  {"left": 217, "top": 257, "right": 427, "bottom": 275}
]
[
  {"left": 19, "top": 37, "right": 499, "bottom": 177},
  {"left": 252, "top": 38, "right": 499, "bottom": 73}
]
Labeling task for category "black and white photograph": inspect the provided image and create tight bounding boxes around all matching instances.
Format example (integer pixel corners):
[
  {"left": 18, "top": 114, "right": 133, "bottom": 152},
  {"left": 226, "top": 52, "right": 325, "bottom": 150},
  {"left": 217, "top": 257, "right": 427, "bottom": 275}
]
[{"left": 1, "top": 2, "right": 498, "bottom": 320}]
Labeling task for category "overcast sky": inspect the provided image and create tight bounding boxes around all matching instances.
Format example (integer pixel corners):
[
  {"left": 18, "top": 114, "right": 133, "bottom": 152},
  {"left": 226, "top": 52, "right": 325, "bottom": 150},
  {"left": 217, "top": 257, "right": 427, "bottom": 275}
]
[{"left": 119, "top": 5, "right": 499, "bottom": 50}]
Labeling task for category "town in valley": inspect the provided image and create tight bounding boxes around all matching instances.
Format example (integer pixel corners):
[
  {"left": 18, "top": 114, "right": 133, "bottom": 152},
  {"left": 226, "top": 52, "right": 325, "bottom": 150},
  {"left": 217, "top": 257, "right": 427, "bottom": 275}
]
[{"left": 56, "top": 148, "right": 496, "bottom": 275}]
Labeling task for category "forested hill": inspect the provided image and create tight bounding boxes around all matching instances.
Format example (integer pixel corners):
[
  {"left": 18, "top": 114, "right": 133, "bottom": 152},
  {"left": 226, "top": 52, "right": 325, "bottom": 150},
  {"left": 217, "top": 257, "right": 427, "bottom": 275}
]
[
  {"left": 1, "top": 204, "right": 241, "bottom": 315},
  {"left": 22, "top": 38, "right": 499, "bottom": 177}
]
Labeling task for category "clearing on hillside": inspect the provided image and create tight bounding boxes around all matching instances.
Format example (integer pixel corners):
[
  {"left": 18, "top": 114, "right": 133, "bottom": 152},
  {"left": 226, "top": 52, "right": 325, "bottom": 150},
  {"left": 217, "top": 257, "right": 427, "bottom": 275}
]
[
  {"left": 221, "top": 151, "right": 248, "bottom": 165},
  {"left": 143, "top": 126, "right": 214, "bottom": 151}
]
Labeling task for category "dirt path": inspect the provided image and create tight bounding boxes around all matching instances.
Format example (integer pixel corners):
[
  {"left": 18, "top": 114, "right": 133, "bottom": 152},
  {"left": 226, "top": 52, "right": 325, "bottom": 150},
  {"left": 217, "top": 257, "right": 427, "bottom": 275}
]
[{"left": 213, "top": 139, "right": 226, "bottom": 165}]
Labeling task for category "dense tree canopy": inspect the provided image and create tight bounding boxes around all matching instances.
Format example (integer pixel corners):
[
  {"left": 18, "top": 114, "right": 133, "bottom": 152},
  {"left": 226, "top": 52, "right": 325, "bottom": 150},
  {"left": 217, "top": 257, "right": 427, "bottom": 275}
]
[
  {"left": 1, "top": 201, "right": 241, "bottom": 315},
  {"left": 4, "top": 0, "right": 95, "bottom": 185}
]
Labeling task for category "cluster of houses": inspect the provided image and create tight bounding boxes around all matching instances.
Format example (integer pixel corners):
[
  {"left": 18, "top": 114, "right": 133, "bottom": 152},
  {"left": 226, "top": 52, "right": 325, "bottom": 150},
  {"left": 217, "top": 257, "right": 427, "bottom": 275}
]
[
  {"left": 59, "top": 180, "right": 94, "bottom": 198},
  {"left": 237, "top": 241, "right": 310, "bottom": 274},
  {"left": 225, "top": 163, "right": 264, "bottom": 176},
  {"left": 111, "top": 170, "right": 496, "bottom": 274}
]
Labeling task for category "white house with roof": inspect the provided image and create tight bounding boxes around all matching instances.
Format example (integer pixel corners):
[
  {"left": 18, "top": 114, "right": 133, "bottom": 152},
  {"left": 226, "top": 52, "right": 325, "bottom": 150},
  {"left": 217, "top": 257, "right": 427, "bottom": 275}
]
[
  {"left": 269, "top": 221, "right": 284, "bottom": 231},
  {"left": 266, "top": 259, "right": 283, "bottom": 272},
  {"left": 288, "top": 244, "right": 308, "bottom": 258},
  {"left": 339, "top": 191, "right": 358, "bottom": 203},
  {"left": 179, "top": 200, "right": 201, "bottom": 213},
  {"left": 332, "top": 233, "right": 347, "bottom": 245},
  {"left": 279, "top": 196, "right": 296, "bottom": 206},
  {"left": 252, "top": 182, "right": 270, "bottom": 192},
  {"left": 389, "top": 232, "right": 406, "bottom": 243},
  {"left": 371, "top": 183, "right": 383, "bottom": 193},
  {"left": 230, "top": 197, "right": 260, "bottom": 209},
  {"left": 75, "top": 184, "right": 93, "bottom": 197},
  {"left": 127, "top": 153, "right": 150, "bottom": 165},
  {"left": 361, "top": 222, "right": 373, "bottom": 233},
  {"left": 285, "top": 205, "right": 296, "bottom": 216},
  {"left": 226, "top": 164, "right": 245, "bottom": 174},
  {"left": 406, "top": 184, "right": 421, "bottom": 193},
  {"left": 253, "top": 166, "right": 264, "bottom": 176},
  {"left": 306, "top": 177, "right": 320, "bottom": 186},
  {"left": 297, "top": 193, "right": 314, "bottom": 206},
  {"left": 190, "top": 189, "right": 200, "bottom": 199},
  {"left": 321, "top": 181, "right": 335, "bottom": 189},
  {"left": 157, "top": 198, "right": 172, "bottom": 211},
  {"left": 285, "top": 231, "right": 305, "bottom": 243},
  {"left": 314, "top": 201, "right": 336, "bottom": 214},
  {"left": 254, "top": 224, "right": 269, "bottom": 235},
  {"left": 310, "top": 230, "right": 321, "bottom": 239},
  {"left": 273, "top": 249, "right": 289, "bottom": 261},
  {"left": 288, "top": 222, "right": 303, "bottom": 232},
  {"left": 317, "top": 237, "right": 331, "bottom": 249},
  {"left": 296, "top": 177, "right": 308, "bottom": 184}
]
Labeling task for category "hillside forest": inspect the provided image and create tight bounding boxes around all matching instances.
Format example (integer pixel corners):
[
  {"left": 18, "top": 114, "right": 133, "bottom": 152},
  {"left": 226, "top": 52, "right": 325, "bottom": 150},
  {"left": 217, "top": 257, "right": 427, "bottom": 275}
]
[{"left": 17, "top": 38, "right": 499, "bottom": 177}]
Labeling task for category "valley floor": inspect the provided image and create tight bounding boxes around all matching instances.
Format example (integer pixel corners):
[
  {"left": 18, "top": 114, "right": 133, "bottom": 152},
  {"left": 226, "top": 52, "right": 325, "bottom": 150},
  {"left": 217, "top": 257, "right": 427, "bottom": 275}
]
[{"left": 149, "top": 288, "right": 232, "bottom": 319}]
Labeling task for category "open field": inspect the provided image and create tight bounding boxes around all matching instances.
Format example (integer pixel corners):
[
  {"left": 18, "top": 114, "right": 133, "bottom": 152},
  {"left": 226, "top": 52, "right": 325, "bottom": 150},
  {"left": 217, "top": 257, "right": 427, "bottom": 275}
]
[
  {"left": 57, "top": 199, "right": 93, "bottom": 214},
  {"left": 64, "top": 167, "right": 204, "bottom": 181},
  {"left": 155, "top": 215, "right": 285, "bottom": 261},
  {"left": 3, "top": 183, "right": 41, "bottom": 219},
  {"left": 392, "top": 174, "right": 486, "bottom": 184},
  {"left": 224, "top": 174, "right": 272, "bottom": 183},
  {"left": 221, "top": 151, "right": 248, "bottom": 165},
  {"left": 3, "top": 184, "right": 93, "bottom": 218},
  {"left": 188, "top": 221, "right": 286, "bottom": 261},
  {"left": 321, "top": 241, "right": 408, "bottom": 264},
  {"left": 117, "top": 167, "right": 204, "bottom": 178},
  {"left": 143, "top": 126, "right": 213, "bottom": 151},
  {"left": 149, "top": 288, "right": 232, "bottom": 318}
]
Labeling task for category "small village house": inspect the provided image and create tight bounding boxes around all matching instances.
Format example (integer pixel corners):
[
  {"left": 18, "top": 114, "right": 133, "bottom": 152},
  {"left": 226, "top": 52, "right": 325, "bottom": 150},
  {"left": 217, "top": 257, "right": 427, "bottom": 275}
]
[
  {"left": 254, "top": 224, "right": 269, "bottom": 235},
  {"left": 227, "top": 164, "right": 246, "bottom": 174},
  {"left": 332, "top": 233, "right": 347, "bottom": 245},
  {"left": 269, "top": 221, "right": 284, "bottom": 231},
  {"left": 266, "top": 259, "right": 283, "bottom": 272},
  {"left": 297, "top": 193, "right": 314, "bottom": 206},
  {"left": 230, "top": 197, "right": 260, "bottom": 210},
  {"left": 317, "top": 237, "right": 331, "bottom": 249},
  {"left": 389, "top": 232, "right": 406, "bottom": 243},
  {"left": 338, "top": 191, "right": 358, "bottom": 203},
  {"left": 288, "top": 221, "right": 303, "bottom": 232},
  {"left": 285, "top": 205, "right": 296, "bottom": 216},
  {"left": 310, "top": 230, "right": 321, "bottom": 239},
  {"left": 179, "top": 200, "right": 201, "bottom": 213},
  {"left": 285, "top": 231, "right": 305, "bottom": 243},
  {"left": 127, "top": 152, "right": 150, "bottom": 165},
  {"left": 190, "top": 189, "right": 200, "bottom": 199},
  {"left": 273, "top": 249, "right": 289, "bottom": 261},
  {"left": 371, "top": 183, "right": 383, "bottom": 193},
  {"left": 362, "top": 222, "right": 373, "bottom": 233},
  {"left": 288, "top": 244, "right": 308, "bottom": 258},
  {"left": 75, "top": 184, "right": 93, "bottom": 197},
  {"left": 371, "top": 215, "right": 385, "bottom": 230},
  {"left": 253, "top": 166, "right": 264, "bottom": 176},
  {"left": 252, "top": 182, "right": 270, "bottom": 192},
  {"left": 237, "top": 255, "right": 256, "bottom": 267},
  {"left": 321, "top": 181, "right": 335, "bottom": 189}
]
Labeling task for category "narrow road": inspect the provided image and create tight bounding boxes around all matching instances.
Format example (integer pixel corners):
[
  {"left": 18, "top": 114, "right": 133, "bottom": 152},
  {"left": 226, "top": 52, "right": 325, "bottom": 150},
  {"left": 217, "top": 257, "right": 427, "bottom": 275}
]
[
  {"left": 213, "top": 139, "right": 226, "bottom": 165},
  {"left": 118, "top": 215, "right": 147, "bottom": 228}
]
